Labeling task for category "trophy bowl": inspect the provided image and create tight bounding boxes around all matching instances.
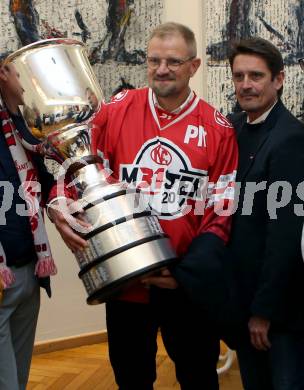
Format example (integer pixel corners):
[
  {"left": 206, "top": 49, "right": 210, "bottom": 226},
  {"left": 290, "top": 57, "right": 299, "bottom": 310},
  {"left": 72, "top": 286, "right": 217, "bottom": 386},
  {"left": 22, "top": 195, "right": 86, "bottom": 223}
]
[
  {"left": 6, "top": 39, "right": 177, "bottom": 304},
  {"left": 6, "top": 38, "right": 103, "bottom": 143}
]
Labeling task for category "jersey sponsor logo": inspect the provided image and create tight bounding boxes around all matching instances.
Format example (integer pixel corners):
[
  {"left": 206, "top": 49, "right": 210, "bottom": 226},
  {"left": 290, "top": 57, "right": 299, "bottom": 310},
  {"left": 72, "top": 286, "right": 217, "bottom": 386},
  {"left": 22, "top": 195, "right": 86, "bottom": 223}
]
[
  {"left": 120, "top": 137, "right": 208, "bottom": 220},
  {"left": 159, "top": 113, "right": 172, "bottom": 120},
  {"left": 214, "top": 110, "right": 233, "bottom": 128},
  {"left": 184, "top": 125, "right": 207, "bottom": 147}
]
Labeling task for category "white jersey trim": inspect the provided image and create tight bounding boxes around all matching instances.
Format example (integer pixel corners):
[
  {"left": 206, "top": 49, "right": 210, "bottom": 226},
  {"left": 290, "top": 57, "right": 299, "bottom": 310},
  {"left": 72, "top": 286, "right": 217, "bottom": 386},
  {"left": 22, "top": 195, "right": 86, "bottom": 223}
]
[{"left": 148, "top": 88, "right": 200, "bottom": 131}]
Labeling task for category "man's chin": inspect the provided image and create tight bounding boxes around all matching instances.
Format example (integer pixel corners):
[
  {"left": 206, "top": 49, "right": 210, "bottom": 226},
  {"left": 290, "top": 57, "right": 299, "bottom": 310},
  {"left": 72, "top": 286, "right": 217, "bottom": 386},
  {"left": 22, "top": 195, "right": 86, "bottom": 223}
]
[
  {"left": 151, "top": 85, "right": 176, "bottom": 98},
  {"left": 239, "top": 102, "right": 259, "bottom": 113}
]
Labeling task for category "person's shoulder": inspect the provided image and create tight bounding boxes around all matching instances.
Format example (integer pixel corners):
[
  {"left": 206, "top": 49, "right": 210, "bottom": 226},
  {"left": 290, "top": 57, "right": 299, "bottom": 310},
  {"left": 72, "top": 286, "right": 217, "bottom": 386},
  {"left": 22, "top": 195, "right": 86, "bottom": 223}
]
[
  {"left": 270, "top": 104, "right": 304, "bottom": 150},
  {"left": 197, "top": 98, "right": 235, "bottom": 137},
  {"left": 227, "top": 111, "right": 246, "bottom": 127},
  {"left": 91, "top": 88, "right": 148, "bottom": 126},
  {"left": 108, "top": 87, "right": 148, "bottom": 107},
  {"left": 91, "top": 88, "right": 145, "bottom": 124},
  {"left": 273, "top": 102, "right": 304, "bottom": 136},
  {"left": 279, "top": 104, "right": 303, "bottom": 127}
]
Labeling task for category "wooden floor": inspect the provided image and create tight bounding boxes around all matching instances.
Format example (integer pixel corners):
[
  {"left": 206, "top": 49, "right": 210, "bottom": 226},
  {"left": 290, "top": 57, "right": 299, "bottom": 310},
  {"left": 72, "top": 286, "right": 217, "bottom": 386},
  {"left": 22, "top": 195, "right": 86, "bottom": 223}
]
[{"left": 28, "top": 338, "right": 243, "bottom": 389}]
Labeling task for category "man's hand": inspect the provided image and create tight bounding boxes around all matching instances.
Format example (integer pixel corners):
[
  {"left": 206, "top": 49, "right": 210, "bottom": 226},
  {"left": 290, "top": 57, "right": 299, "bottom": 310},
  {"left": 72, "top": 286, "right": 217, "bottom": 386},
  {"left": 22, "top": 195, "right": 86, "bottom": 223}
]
[
  {"left": 141, "top": 268, "right": 178, "bottom": 289},
  {"left": 47, "top": 198, "right": 90, "bottom": 253},
  {"left": 248, "top": 316, "right": 271, "bottom": 351}
]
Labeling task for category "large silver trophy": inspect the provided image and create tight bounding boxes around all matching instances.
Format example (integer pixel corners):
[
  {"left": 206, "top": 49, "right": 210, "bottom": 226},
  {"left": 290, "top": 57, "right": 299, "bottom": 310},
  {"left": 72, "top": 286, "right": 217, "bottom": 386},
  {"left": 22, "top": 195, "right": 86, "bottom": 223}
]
[{"left": 7, "top": 39, "right": 176, "bottom": 304}]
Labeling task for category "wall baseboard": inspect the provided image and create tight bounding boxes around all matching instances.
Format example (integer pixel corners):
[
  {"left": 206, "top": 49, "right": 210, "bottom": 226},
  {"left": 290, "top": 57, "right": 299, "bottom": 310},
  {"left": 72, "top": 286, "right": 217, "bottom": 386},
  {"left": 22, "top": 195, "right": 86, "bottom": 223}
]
[{"left": 34, "top": 330, "right": 108, "bottom": 355}]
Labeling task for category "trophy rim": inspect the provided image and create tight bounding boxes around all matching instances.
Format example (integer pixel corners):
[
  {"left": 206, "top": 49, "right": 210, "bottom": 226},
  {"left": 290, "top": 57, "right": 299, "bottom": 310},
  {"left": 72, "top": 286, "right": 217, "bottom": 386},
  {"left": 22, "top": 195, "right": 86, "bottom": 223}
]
[{"left": 5, "top": 38, "right": 85, "bottom": 64}]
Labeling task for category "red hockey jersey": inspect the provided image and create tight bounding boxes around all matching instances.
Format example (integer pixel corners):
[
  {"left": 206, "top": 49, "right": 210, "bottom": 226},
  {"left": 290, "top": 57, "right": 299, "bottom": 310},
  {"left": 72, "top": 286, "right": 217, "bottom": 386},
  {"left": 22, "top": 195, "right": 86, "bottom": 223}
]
[{"left": 91, "top": 87, "right": 238, "bottom": 302}]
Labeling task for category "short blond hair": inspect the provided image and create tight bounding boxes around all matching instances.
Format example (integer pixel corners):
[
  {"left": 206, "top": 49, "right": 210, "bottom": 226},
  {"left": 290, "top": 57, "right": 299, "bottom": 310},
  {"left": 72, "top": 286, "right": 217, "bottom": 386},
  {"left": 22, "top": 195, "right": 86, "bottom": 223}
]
[{"left": 149, "top": 22, "right": 197, "bottom": 57}]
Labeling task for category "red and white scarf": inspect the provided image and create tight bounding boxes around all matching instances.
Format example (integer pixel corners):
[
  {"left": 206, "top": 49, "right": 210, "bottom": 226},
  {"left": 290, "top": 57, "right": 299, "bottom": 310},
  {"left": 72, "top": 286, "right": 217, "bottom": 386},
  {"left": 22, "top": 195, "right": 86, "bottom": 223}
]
[{"left": 0, "top": 101, "right": 57, "bottom": 288}]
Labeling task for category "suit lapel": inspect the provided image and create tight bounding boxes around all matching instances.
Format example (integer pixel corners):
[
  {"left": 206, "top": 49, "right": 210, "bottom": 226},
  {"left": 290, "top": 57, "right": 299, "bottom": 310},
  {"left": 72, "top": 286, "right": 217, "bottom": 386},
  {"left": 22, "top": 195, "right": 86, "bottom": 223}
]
[
  {"left": 235, "top": 101, "right": 283, "bottom": 182},
  {"left": 237, "top": 126, "right": 270, "bottom": 181}
]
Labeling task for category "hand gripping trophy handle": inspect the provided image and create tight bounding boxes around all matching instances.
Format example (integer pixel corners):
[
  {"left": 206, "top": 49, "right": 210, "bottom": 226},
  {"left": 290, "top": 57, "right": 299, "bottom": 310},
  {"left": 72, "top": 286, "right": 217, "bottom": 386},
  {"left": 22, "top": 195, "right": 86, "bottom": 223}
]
[{"left": 6, "top": 39, "right": 176, "bottom": 304}]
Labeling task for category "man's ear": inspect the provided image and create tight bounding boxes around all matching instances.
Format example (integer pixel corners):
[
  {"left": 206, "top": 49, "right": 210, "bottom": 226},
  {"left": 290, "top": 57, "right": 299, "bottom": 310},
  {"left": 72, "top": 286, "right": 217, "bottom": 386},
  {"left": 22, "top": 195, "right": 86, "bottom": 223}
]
[
  {"left": 0, "top": 65, "right": 8, "bottom": 82},
  {"left": 190, "top": 58, "right": 201, "bottom": 78},
  {"left": 275, "top": 70, "right": 285, "bottom": 91}
]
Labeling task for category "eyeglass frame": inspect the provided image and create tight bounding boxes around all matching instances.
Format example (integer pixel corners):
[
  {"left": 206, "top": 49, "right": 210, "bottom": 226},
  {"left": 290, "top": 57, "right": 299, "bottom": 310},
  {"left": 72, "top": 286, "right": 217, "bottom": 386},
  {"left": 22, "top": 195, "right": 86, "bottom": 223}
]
[
  {"left": 146, "top": 56, "right": 196, "bottom": 71},
  {"left": 299, "top": 58, "right": 304, "bottom": 71}
]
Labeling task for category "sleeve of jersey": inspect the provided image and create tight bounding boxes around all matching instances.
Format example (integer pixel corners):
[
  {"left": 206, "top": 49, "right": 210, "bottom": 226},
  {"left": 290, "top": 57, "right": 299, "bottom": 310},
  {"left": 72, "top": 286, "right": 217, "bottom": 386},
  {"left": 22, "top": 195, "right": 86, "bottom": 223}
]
[
  {"left": 90, "top": 93, "right": 130, "bottom": 173},
  {"left": 90, "top": 103, "right": 109, "bottom": 163},
  {"left": 47, "top": 175, "right": 77, "bottom": 199},
  {"left": 199, "top": 128, "right": 238, "bottom": 244}
]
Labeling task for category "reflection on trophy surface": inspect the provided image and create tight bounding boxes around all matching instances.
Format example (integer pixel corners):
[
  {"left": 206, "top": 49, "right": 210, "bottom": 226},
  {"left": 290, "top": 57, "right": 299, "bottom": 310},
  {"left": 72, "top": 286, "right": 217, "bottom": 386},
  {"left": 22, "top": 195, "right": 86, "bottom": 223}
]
[{"left": 6, "top": 39, "right": 176, "bottom": 304}]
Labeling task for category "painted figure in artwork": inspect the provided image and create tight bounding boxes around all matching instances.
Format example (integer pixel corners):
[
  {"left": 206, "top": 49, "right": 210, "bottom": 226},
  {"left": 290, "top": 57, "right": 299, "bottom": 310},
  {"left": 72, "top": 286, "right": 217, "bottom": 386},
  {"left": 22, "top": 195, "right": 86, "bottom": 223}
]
[
  {"left": 8, "top": 1, "right": 139, "bottom": 101},
  {"left": 9, "top": 0, "right": 67, "bottom": 45},
  {"left": 207, "top": 0, "right": 304, "bottom": 64},
  {"left": 90, "top": 0, "right": 145, "bottom": 65},
  {"left": 9, "top": 0, "right": 40, "bottom": 45}
]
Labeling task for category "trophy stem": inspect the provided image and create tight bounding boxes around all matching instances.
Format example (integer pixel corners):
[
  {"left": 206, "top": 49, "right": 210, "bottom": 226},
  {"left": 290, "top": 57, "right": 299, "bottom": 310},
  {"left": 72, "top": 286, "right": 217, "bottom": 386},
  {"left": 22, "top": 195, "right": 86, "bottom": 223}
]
[{"left": 71, "top": 163, "right": 109, "bottom": 199}]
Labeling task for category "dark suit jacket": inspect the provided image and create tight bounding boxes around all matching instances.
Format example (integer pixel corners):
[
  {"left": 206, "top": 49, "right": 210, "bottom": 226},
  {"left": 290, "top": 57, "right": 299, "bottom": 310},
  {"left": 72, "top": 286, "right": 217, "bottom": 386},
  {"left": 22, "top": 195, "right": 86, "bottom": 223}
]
[
  {"left": 228, "top": 100, "right": 304, "bottom": 333},
  {"left": 16, "top": 115, "right": 54, "bottom": 297}
]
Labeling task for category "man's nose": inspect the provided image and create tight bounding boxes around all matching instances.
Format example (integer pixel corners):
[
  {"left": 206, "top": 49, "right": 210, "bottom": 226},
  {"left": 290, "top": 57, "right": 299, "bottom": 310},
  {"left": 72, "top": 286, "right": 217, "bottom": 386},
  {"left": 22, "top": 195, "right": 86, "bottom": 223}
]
[
  {"left": 241, "top": 75, "right": 252, "bottom": 89},
  {"left": 156, "top": 59, "right": 170, "bottom": 74}
]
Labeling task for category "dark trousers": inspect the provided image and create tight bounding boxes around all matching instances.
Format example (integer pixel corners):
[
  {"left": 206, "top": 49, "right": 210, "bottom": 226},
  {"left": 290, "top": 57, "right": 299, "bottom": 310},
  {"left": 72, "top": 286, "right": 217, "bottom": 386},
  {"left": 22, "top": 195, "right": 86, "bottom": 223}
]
[
  {"left": 106, "top": 287, "right": 220, "bottom": 390},
  {"left": 237, "top": 331, "right": 304, "bottom": 390}
]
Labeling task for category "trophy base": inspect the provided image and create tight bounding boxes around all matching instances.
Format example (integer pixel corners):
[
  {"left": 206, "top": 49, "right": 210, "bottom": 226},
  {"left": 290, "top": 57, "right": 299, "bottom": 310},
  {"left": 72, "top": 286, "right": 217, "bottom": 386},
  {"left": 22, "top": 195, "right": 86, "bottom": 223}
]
[
  {"left": 79, "top": 237, "right": 176, "bottom": 305},
  {"left": 86, "top": 257, "right": 176, "bottom": 305}
]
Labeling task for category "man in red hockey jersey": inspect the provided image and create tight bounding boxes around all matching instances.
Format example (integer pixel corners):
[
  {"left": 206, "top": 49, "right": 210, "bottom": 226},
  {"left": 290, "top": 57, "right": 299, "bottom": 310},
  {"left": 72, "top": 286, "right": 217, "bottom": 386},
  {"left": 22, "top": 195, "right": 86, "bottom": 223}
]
[{"left": 49, "top": 22, "right": 238, "bottom": 390}]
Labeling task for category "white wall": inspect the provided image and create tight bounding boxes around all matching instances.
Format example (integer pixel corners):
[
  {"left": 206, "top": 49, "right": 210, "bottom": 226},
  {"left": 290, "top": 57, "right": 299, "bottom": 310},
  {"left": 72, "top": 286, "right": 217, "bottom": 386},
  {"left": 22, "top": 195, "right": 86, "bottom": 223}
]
[
  {"left": 36, "top": 219, "right": 106, "bottom": 341},
  {"left": 35, "top": 0, "right": 206, "bottom": 342},
  {"left": 163, "top": 0, "right": 206, "bottom": 98}
]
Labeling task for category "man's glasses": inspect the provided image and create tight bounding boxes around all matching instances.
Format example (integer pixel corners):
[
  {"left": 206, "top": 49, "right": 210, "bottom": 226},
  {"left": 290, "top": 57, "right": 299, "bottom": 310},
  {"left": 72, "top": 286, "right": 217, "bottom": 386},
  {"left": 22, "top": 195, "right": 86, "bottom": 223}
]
[
  {"left": 147, "top": 56, "right": 195, "bottom": 71},
  {"left": 299, "top": 58, "right": 304, "bottom": 71}
]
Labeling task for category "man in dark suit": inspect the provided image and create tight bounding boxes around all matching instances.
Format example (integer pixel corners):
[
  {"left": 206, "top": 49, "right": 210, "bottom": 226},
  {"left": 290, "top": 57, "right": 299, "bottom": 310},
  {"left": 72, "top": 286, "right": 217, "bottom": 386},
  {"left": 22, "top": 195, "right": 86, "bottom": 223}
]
[{"left": 228, "top": 38, "right": 304, "bottom": 389}]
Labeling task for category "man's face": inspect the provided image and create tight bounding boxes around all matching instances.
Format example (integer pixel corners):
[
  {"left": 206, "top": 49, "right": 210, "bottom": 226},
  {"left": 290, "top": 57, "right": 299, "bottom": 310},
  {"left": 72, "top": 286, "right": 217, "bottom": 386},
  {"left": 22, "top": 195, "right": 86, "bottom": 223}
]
[
  {"left": 232, "top": 54, "right": 284, "bottom": 121},
  {"left": 147, "top": 34, "right": 200, "bottom": 100},
  {"left": 2, "top": 63, "right": 25, "bottom": 106},
  {"left": 86, "top": 89, "right": 98, "bottom": 110}
]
